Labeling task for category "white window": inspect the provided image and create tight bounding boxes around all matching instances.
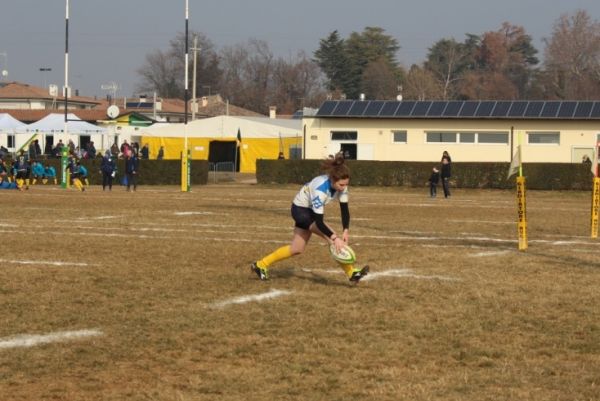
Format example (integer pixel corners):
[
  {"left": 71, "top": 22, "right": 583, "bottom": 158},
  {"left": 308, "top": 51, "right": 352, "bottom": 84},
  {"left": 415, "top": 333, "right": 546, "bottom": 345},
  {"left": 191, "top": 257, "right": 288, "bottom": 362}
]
[
  {"left": 426, "top": 132, "right": 457, "bottom": 143},
  {"left": 331, "top": 131, "right": 357, "bottom": 141},
  {"left": 528, "top": 132, "right": 560, "bottom": 145},
  {"left": 459, "top": 133, "right": 475, "bottom": 143},
  {"left": 392, "top": 130, "right": 407, "bottom": 143},
  {"left": 478, "top": 132, "right": 508, "bottom": 144}
]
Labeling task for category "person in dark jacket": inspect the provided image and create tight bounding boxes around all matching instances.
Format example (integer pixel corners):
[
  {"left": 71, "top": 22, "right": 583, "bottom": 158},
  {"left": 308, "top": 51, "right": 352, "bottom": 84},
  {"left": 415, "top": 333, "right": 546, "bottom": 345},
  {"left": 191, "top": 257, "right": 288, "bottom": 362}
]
[
  {"left": 125, "top": 151, "right": 139, "bottom": 191},
  {"left": 441, "top": 150, "right": 452, "bottom": 198},
  {"left": 428, "top": 167, "right": 440, "bottom": 198},
  {"left": 100, "top": 150, "right": 116, "bottom": 191}
]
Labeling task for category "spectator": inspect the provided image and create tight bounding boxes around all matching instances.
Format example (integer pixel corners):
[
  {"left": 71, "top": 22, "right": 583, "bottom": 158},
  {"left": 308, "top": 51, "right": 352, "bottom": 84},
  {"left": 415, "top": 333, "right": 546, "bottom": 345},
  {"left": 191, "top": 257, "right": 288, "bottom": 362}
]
[
  {"left": 120, "top": 140, "right": 131, "bottom": 158},
  {"left": 428, "top": 167, "right": 440, "bottom": 198},
  {"left": 157, "top": 146, "right": 164, "bottom": 160},
  {"left": 125, "top": 151, "right": 139, "bottom": 191},
  {"left": 28, "top": 140, "right": 39, "bottom": 161},
  {"left": 100, "top": 150, "right": 116, "bottom": 191},
  {"left": 53, "top": 140, "right": 65, "bottom": 158},
  {"left": 441, "top": 150, "right": 452, "bottom": 198},
  {"left": 278, "top": 151, "right": 285, "bottom": 160},
  {"left": 87, "top": 141, "right": 97, "bottom": 159},
  {"left": 110, "top": 142, "right": 119, "bottom": 158},
  {"left": 13, "top": 155, "right": 30, "bottom": 191},
  {"left": 0, "top": 145, "right": 8, "bottom": 159},
  {"left": 44, "top": 141, "right": 53, "bottom": 156},
  {"left": 140, "top": 143, "right": 149, "bottom": 160},
  {"left": 0, "top": 157, "right": 9, "bottom": 183}
]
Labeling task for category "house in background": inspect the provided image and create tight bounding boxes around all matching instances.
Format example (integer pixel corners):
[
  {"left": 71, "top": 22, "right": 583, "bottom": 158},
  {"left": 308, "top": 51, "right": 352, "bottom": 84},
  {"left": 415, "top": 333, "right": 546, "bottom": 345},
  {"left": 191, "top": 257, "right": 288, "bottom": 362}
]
[{"left": 304, "top": 100, "right": 600, "bottom": 164}]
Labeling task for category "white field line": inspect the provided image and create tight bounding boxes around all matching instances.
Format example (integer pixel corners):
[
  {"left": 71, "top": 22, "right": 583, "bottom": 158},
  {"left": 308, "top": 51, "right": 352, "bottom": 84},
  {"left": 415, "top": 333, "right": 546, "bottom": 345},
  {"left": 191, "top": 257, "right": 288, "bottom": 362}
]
[
  {"left": 469, "top": 250, "right": 512, "bottom": 257},
  {"left": 174, "top": 211, "right": 220, "bottom": 216},
  {"left": 0, "top": 329, "right": 103, "bottom": 350},
  {"left": 0, "top": 258, "right": 93, "bottom": 267},
  {"left": 0, "top": 223, "right": 18, "bottom": 227},
  {"left": 312, "top": 268, "right": 458, "bottom": 282},
  {"left": 449, "top": 219, "right": 514, "bottom": 225},
  {"left": 210, "top": 289, "right": 292, "bottom": 309}
]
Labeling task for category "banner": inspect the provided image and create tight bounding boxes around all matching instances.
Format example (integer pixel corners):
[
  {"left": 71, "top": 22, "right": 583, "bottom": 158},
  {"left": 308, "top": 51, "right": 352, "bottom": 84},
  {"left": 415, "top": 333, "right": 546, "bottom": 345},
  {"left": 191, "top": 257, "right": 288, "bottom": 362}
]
[{"left": 592, "top": 177, "right": 600, "bottom": 238}]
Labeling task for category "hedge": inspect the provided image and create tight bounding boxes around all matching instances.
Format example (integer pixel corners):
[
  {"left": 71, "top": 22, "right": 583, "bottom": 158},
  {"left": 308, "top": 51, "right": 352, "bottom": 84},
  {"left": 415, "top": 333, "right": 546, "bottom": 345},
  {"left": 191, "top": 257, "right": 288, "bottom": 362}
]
[{"left": 257, "top": 159, "right": 596, "bottom": 191}]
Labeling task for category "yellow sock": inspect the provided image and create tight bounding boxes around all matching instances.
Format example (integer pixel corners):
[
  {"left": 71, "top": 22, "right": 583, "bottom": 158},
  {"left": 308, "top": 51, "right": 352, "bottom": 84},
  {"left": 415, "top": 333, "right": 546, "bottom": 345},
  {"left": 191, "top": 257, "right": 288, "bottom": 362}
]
[
  {"left": 53, "top": 178, "right": 57, "bottom": 185},
  {"left": 74, "top": 179, "right": 83, "bottom": 191},
  {"left": 340, "top": 263, "right": 355, "bottom": 278},
  {"left": 26, "top": 179, "right": 30, "bottom": 185},
  {"left": 258, "top": 245, "right": 292, "bottom": 268},
  {"left": 17, "top": 178, "right": 23, "bottom": 188},
  {"left": 42, "top": 179, "right": 48, "bottom": 184},
  {"left": 85, "top": 178, "right": 89, "bottom": 186},
  {"left": 32, "top": 179, "right": 37, "bottom": 185}
]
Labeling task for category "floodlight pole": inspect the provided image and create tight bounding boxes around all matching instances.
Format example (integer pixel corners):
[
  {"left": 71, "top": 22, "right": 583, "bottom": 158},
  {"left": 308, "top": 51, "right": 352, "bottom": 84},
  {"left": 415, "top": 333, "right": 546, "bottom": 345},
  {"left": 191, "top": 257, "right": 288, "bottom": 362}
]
[
  {"left": 181, "top": 0, "right": 190, "bottom": 192},
  {"left": 61, "top": 0, "right": 70, "bottom": 189}
]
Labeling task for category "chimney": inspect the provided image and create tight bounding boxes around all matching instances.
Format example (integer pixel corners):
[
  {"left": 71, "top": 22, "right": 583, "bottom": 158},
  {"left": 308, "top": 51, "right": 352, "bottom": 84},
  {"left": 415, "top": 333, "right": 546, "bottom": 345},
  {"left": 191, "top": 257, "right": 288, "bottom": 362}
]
[
  {"left": 269, "top": 106, "right": 277, "bottom": 119},
  {"left": 201, "top": 96, "right": 208, "bottom": 107}
]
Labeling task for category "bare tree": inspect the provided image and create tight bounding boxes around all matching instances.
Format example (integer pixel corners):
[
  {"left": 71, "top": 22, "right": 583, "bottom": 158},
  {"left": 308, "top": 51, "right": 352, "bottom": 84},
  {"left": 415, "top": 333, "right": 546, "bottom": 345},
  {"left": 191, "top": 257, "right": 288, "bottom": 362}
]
[
  {"left": 543, "top": 10, "right": 600, "bottom": 99},
  {"left": 403, "top": 65, "right": 443, "bottom": 100}
]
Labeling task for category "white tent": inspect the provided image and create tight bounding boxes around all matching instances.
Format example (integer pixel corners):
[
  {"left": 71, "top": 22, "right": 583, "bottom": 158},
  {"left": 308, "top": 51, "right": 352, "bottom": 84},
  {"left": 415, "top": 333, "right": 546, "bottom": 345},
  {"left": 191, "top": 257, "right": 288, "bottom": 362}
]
[
  {"left": 0, "top": 113, "right": 26, "bottom": 131},
  {"left": 139, "top": 115, "right": 302, "bottom": 173},
  {"left": 141, "top": 115, "right": 301, "bottom": 138},
  {"left": 18, "top": 113, "right": 105, "bottom": 135},
  {"left": 0, "top": 113, "right": 27, "bottom": 152},
  {"left": 13, "top": 113, "right": 106, "bottom": 155}
]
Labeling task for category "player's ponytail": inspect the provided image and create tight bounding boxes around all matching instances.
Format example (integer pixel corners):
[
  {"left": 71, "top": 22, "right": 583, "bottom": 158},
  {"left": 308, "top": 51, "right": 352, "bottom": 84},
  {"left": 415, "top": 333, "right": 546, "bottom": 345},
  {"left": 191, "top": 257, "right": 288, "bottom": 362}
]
[{"left": 321, "top": 152, "right": 350, "bottom": 182}]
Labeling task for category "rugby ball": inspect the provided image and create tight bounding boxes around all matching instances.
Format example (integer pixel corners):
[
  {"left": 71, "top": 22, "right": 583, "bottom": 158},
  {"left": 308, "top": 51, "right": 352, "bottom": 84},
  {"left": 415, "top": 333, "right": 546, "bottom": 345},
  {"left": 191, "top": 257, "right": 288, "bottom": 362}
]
[{"left": 329, "top": 243, "right": 357, "bottom": 264}]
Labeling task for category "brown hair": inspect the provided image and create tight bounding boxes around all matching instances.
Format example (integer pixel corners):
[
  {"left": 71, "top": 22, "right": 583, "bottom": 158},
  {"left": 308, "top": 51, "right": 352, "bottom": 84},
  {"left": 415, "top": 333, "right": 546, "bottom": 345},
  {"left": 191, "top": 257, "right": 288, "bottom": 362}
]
[{"left": 321, "top": 152, "right": 350, "bottom": 182}]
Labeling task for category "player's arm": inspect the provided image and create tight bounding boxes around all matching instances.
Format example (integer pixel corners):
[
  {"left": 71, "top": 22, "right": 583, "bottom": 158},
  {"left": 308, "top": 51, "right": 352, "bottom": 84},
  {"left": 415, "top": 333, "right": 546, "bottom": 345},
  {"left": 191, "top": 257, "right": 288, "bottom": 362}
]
[
  {"left": 340, "top": 201, "right": 350, "bottom": 243},
  {"left": 313, "top": 213, "right": 344, "bottom": 251}
]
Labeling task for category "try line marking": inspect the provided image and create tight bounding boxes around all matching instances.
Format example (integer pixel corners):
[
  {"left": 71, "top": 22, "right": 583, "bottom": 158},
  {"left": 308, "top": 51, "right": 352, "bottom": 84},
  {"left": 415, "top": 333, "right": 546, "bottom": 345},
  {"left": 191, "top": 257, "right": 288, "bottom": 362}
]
[
  {"left": 210, "top": 289, "right": 292, "bottom": 309},
  {"left": 0, "top": 329, "right": 103, "bottom": 350},
  {"left": 0, "top": 258, "right": 93, "bottom": 267}
]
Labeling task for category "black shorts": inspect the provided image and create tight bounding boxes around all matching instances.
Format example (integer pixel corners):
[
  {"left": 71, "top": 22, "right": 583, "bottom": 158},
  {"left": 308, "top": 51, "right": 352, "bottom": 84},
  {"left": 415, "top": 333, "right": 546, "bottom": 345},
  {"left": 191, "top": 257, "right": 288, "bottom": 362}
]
[{"left": 291, "top": 203, "right": 316, "bottom": 230}]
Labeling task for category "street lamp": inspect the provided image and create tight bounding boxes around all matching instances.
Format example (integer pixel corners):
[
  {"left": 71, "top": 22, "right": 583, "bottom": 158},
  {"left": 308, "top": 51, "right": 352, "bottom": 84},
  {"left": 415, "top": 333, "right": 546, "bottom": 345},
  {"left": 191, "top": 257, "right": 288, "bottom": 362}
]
[
  {"left": 0, "top": 52, "right": 8, "bottom": 80},
  {"left": 39, "top": 67, "right": 52, "bottom": 88}
]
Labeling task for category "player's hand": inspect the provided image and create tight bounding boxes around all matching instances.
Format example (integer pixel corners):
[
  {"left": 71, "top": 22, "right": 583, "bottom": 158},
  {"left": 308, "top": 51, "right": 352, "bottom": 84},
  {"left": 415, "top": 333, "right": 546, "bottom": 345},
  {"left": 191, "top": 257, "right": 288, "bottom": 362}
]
[{"left": 333, "top": 237, "right": 344, "bottom": 253}]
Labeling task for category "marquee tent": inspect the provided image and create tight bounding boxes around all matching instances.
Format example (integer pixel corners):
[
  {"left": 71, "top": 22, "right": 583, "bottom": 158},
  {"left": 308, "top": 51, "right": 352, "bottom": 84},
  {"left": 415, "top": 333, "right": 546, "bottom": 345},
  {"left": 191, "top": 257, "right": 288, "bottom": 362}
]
[
  {"left": 0, "top": 113, "right": 26, "bottom": 153},
  {"left": 140, "top": 115, "right": 302, "bottom": 173},
  {"left": 15, "top": 113, "right": 106, "bottom": 154}
]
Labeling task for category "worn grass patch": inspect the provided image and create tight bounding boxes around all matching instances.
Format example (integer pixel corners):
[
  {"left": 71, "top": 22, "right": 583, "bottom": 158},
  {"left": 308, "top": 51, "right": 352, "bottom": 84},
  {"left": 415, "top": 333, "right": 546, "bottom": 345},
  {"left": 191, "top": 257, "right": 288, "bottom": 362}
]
[{"left": 0, "top": 184, "right": 599, "bottom": 401}]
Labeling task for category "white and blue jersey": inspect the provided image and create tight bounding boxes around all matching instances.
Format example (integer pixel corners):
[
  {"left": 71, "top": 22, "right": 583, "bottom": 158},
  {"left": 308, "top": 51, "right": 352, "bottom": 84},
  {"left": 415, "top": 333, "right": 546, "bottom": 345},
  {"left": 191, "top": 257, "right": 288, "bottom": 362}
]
[{"left": 293, "top": 174, "right": 348, "bottom": 215}]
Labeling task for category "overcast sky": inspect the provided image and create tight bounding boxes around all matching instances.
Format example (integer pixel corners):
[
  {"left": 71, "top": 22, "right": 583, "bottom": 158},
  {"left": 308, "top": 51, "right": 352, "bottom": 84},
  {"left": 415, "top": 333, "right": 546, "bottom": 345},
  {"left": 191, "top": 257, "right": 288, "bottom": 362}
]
[{"left": 0, "top": 0, "right": 598, "bottom": 99}]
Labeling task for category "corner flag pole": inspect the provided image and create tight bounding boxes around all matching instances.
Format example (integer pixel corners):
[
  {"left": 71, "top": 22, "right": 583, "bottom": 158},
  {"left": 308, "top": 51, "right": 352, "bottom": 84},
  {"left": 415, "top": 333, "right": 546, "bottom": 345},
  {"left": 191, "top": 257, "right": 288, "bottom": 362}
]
[
  {"left": 181, "top": 0, "right": 190, "bottom": 192},
  {"left": 590, "top": 141, "right": 600, "bottom": 238},
  {"left": 516, "top": 131, "right": 528, "bottom": 250}
]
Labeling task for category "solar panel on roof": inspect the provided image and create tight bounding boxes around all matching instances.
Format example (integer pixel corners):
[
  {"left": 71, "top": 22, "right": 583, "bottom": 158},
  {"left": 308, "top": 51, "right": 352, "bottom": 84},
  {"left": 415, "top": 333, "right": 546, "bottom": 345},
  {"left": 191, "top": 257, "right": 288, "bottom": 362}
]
[
  {"left": 558, "top": 102, "right": 577, "bottom": 118},
  {"left": 347, "top": 101, "right": 368, "bottom": 116},
  {"left": 524, "top": 101, "right": 544, "bottom": 117},
  {"left": 442, "top": 101, "right": 462, "bottom": 116},
  {"left": 574, "top": 102, "right": 593, "bottom": 118},
  {"left": 475, "top": 101, "right": 495, "bottom": 117},
  {"left": 332, "top": 101, "right": 353, "bottom": 116},
  {"left": 316, "top": 101, "right": 337, "bottom": 116},
  {"left": 459, "top": 101, "right": 478, "bottom": 117},
  {"left": 508, "top": 101, "right": 528, "bottom": 117},
  {"left": 591, "top": 102, "right": 600, "bottom": 118},
  {"left": 491, "top": 101, "right": 511, "bottom": 117},
  {"left": 411, "top": 101, "right": 432, "bottom": 116},
  {"left": 427, "top": 101, "right": 446, "bottom": 117},
  {"left": 379, "top": 101, "right": 400, "bottom": 116},
  {"left": 394, "top": 101, "right": 416, "bottom": 116},
  {"left": 540, "top": 102, "right": 560, "bottom": 118},
  {"left": 364, "top": 100, "right": 384, "bottom": 117}
]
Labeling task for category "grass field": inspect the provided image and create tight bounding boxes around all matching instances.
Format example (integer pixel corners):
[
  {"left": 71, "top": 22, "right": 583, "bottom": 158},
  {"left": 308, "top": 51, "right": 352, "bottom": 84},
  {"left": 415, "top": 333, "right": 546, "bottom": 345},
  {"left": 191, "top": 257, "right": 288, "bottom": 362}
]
[{"left": 1, "top": 183, "right": 599, "bottom": 401}]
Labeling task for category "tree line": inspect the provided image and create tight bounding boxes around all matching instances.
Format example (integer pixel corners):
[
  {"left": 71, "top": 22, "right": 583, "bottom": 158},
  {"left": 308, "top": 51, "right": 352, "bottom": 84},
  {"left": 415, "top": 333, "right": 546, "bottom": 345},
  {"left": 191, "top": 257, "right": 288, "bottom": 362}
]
[{"left": 136, "top": 10, "right": 600, "bottom": 115}]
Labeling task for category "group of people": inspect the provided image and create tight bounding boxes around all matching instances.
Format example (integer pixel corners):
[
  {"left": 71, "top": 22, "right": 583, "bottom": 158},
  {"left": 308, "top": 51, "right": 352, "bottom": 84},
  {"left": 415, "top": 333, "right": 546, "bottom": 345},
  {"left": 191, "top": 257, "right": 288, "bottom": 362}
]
[
  {"left": 427, "top": 151, "right": 452, "bottom": 198},
  {"left": 0, "top": 154, "right": 57, "bottom": 191}
]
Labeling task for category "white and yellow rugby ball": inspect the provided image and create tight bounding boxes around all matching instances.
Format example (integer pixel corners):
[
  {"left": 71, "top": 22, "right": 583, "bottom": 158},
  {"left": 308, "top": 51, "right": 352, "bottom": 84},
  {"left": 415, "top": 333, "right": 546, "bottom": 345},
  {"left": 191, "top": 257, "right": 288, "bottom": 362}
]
[{"left": 329, "top": 243, "right": 357, "bottom": 264}]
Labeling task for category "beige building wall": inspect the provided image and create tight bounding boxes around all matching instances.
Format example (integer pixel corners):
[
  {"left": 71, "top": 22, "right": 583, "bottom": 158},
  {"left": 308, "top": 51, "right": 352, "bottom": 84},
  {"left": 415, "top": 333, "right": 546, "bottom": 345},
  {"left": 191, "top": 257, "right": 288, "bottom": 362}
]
[{"left": 303, "top": 117, "right": 600, "bottom": 163}]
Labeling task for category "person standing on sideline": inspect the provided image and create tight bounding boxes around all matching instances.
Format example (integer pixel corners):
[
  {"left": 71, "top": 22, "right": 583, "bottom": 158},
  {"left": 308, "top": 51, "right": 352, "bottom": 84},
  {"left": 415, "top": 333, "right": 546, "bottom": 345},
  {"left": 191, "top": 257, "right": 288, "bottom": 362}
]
[
  {"left": 251, "top": 152, "right": 369, "bottom": 283},
  {"left": 100, "top": 150, "right": 116, "bottom": 191},
  {"left": 428, "top": 167, "right": 440, "bottom": 198},
  {"left": 441, "top": 150, "right": 452, "bottom": 198},
  {"left": 125, "top": 150, "right": 139, "bottom": 191},
  {"left": 157, "top": 146, "right": 164, "bottom": 160}
]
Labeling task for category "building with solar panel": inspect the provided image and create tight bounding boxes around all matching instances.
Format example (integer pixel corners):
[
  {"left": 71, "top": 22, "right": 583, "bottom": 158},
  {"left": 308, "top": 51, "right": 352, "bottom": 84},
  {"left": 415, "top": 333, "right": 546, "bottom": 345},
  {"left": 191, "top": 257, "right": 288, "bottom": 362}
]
[{"left": 302, "top": 100, "right": 600, "bottom": 163}]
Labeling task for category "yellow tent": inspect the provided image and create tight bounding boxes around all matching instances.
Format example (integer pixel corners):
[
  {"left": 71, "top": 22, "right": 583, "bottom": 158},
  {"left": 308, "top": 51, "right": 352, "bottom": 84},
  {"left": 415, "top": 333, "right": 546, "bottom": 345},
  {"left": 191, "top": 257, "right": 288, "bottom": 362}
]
[{"left": 140, "top": 116, "right": 302, "bottom": 173}]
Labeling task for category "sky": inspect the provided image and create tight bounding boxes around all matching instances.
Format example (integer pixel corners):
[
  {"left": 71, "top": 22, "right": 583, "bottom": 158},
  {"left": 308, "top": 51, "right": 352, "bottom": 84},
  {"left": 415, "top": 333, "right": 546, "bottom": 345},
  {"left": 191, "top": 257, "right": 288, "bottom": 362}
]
[{"left": 0, "top": 0, "right": 598, "bottom": 99}]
